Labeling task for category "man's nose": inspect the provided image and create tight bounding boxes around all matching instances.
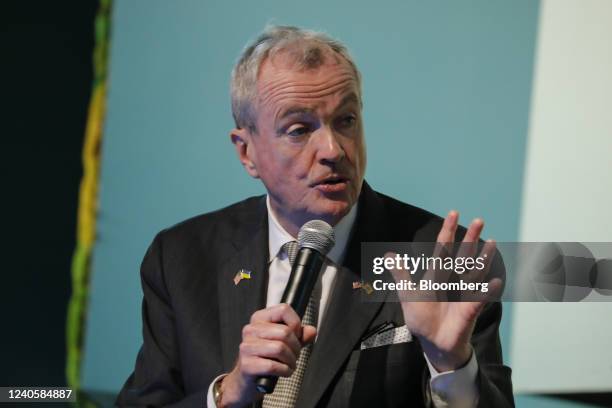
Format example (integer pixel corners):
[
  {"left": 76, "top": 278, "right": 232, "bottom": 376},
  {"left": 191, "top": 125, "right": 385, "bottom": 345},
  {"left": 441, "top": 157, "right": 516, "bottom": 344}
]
[{"left": 315, "top": 126, "right": 345, "bottom": 164}]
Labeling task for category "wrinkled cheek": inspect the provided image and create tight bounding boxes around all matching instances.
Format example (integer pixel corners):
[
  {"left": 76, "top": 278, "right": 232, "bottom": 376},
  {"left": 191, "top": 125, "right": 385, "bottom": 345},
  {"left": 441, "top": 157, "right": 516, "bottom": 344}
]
[
  {"left": 277, "top": 164, "right": 310, "bottom": 200},
  {"left": 291, "top": 160, "right": 311, "bottom": 183}
]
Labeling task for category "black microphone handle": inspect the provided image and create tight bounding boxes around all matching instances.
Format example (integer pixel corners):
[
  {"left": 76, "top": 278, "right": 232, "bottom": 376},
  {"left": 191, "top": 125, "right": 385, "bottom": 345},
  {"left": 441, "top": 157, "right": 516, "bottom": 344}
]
[{"left": 255, "top": 247, "right": 325, "bottom": 394}]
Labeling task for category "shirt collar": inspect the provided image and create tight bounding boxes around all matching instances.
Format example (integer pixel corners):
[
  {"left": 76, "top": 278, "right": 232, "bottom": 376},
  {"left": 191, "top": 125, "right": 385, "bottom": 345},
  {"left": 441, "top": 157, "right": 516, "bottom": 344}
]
[{"left": 266, "top": 196, "right": 358, "bottom": 265}]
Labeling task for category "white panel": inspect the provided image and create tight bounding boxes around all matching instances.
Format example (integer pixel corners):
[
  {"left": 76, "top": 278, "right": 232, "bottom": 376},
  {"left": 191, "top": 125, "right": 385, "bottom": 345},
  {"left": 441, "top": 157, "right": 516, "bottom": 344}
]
[{"left": 512, "top": 0, "right": 612, "bottom": 393}]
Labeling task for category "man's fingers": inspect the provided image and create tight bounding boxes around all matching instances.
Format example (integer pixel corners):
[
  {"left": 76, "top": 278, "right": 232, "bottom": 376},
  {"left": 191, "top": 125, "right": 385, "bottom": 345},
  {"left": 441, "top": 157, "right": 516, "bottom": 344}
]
[
  {"left": 240, "top": 356, "right": 294, "bottom": 378},
  {"left": 242, "top": 322, "right": 302, "bottom": 356},
  {"left": 301, "top": 325, "right": 317, "bottom": 346},
  {"left": 464, "top": 275, "right": 504, "bottom": 302},
  {"left": 436, "top": 210, "right": 459, "bottom": 244},
  {"left": 433, "top": 211, "right": 459, "bottom": 260},
  {"left": 430, "top": 211, "right": 459, "bottom": 288},
  {"left": 250, "top": 304, "right": 302, "bottom": 335},
  {"left": 464, "top": 239, "right": 497, "bottom": 284},
  {"left": 239, "top": 338, "right": 298, "bottom": 369},
  {"left": 463, "top": 218, "right": 484, "bottom": 243},
  {"left": 455, "top": 218, "right": 484, "bottom": 260}
]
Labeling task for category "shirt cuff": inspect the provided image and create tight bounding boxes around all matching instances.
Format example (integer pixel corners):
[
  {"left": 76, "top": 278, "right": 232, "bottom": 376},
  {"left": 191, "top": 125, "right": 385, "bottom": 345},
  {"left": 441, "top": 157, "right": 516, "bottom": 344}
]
[
  {"left": 206, "top": 374, "right": 228, "bottom": 408},
  {"left": 423, "top": 348, "right": 479, "bottom": 408}
]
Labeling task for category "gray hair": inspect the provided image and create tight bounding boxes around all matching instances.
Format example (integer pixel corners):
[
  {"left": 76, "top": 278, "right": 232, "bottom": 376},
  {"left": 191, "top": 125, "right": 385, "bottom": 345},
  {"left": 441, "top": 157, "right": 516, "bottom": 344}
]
[{"left": 230, "top": 25, "right": 362, "bottom": 132}]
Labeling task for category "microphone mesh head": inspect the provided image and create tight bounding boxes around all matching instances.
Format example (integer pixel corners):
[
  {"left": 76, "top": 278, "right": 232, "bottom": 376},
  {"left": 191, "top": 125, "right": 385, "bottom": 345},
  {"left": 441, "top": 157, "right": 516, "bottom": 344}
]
[{"left": 298, "top": 220, "right": 336, "bottom": 255}]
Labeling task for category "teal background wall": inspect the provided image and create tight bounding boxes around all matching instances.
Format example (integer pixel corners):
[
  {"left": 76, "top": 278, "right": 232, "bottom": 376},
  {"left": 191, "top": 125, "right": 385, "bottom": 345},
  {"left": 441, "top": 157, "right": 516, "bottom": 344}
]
[
  {"left": 511, "top": 0, "right": 612, "bottom": 399},
  {"left": 80, "top": 1, "right": 584, "bottom": 406}
]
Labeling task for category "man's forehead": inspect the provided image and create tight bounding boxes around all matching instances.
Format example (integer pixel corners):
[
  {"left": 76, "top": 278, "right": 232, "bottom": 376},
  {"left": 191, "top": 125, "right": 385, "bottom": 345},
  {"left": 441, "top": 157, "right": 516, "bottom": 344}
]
[
  {"left": 256, "top": 57, "right": 358, "bottom": 104},
  {"left": 257, "top": 49, "right": 356, "bottom": 85},
  {"left": 259, "top": 76, "right": 360, "bottom": 123}
]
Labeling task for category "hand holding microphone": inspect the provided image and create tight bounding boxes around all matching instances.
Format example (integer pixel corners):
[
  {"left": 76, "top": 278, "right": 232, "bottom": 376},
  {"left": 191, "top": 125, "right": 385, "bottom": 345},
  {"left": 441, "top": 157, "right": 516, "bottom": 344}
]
[{"left": 218, "top": 220, "right": 335, "bottom": 406}]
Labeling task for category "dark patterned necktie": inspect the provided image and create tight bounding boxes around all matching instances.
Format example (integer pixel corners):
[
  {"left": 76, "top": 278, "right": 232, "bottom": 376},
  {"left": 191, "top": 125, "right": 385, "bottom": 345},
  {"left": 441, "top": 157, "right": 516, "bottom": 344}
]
[{"left": 262, "top": 241, "right": 319, "bottom": 408}]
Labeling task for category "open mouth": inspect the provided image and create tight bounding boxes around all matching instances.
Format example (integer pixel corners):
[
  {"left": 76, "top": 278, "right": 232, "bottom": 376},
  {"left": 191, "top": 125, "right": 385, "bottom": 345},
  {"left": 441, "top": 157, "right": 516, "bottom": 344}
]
[
  {"left": 321, "top": 177, "right": 347, "bottom": 185},
  {"left": 315, "top": 176, "right": 349, "bottom": 192}
]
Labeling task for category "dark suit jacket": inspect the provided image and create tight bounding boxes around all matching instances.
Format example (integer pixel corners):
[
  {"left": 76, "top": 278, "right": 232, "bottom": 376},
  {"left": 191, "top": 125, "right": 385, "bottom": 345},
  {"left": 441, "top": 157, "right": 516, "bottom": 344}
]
[{"left": 116, "top": 182, "right": 514, "bottom": 407}]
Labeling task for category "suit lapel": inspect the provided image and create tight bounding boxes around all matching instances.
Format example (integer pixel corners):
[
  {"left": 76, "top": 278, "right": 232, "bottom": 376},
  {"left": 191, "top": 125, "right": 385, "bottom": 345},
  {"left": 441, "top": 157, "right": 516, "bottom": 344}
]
[
  {"left": 218, "top": 197, "right": 270, "bottom": 371},
  {"left": 215, "top": 184, "right": 397, "bottom": 406},
  {"left": 296, "top": 183, "right": 391, "bottom": 408}
]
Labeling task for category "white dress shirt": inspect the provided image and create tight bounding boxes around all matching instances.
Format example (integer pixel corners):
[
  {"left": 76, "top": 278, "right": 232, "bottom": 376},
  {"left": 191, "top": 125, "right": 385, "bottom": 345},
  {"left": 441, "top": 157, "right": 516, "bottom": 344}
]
[{"left": 207, "top": 197, "right": 478, "bottom": 407}]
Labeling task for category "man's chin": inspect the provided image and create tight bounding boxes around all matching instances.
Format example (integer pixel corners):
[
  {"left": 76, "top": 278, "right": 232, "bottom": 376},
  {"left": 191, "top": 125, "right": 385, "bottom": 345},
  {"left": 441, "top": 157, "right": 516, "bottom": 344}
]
[{"left": 310, "top": 200, "right": 353, "bottom": 226}]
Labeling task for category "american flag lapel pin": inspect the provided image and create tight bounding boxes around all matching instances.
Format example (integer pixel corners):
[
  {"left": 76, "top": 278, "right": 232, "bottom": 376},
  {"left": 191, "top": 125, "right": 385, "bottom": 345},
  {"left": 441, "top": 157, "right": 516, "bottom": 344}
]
[
  {"left": 353, "top": 280, "right": 373, "bottom": 295},
  {"left": 233, "top": 268, "right": 252, "bottom": 285}
]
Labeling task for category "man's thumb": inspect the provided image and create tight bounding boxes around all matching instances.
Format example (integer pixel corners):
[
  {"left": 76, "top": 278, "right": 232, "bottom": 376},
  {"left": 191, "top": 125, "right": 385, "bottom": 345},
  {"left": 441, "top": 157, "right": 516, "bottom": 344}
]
[{"left": 301, "top": 325, "right": 317, "bottom": 346}]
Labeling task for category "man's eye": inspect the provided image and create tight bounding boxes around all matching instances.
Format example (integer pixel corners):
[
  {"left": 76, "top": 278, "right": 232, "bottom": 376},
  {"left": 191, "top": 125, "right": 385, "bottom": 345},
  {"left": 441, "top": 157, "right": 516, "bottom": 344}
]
[
  {"left": 339, "top": 115, "right": 357, "bottom": 128},
  {"left": 286, "top": 124, "right": 309, "bottom": 137}
]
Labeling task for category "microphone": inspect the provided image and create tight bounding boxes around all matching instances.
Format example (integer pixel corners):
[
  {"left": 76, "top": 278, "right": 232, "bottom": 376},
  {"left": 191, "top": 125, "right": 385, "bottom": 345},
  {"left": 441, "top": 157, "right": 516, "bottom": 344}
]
[{"left": 255, "top": 219, "right": 336, "bottom": 394}]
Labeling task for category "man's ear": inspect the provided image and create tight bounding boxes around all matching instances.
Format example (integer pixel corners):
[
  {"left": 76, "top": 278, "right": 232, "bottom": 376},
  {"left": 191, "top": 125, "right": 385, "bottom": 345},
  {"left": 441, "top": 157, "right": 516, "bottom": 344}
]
[{"left": 230, "top": 127, "right": 259, "bottom": 178}]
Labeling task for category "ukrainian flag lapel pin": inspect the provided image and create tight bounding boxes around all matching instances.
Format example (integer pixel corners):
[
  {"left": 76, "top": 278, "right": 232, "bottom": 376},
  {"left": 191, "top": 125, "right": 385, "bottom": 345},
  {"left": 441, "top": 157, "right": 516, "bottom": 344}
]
[{"left": 233, "top": 268, "right": 252, "bottom": 286}]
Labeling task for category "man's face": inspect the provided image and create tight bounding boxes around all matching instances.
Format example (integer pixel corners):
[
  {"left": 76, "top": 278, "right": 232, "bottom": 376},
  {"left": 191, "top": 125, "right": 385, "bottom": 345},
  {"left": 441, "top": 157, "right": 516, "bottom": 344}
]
[{"left": 232, "top": 51, "right": 366, "bottom": 233}]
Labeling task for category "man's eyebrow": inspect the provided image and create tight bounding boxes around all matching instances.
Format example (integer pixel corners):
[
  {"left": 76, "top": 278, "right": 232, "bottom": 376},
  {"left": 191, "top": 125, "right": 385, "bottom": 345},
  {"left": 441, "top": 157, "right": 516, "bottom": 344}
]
[
  {"left": 338, "top": 92, "right": 360, "bottom": 108},
  {"left": 278, "top": 106, "right": 315, "bottom": 120},
  {"left": 276, "top": 92, "right": 361, "bottom": 121}
]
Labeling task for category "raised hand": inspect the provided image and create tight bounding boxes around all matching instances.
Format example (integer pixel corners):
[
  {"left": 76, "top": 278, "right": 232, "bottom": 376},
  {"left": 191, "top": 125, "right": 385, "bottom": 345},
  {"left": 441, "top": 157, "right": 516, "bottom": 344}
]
[{"left": 386, "top": 211, "right": 502, "bottom": 372}]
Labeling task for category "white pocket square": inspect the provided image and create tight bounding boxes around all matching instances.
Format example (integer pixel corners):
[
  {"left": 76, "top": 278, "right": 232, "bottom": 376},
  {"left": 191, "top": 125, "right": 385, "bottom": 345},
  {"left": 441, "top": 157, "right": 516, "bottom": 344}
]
[{"left": 360, "top": 325, "right": 412, "bottom": 350}]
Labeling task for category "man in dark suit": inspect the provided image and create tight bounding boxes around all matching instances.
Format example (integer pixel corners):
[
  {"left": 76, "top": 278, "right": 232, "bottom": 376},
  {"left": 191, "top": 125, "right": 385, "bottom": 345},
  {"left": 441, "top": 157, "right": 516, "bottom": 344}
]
[{"left": 117, "top": 26, "right": 513, "bottom": 407}]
